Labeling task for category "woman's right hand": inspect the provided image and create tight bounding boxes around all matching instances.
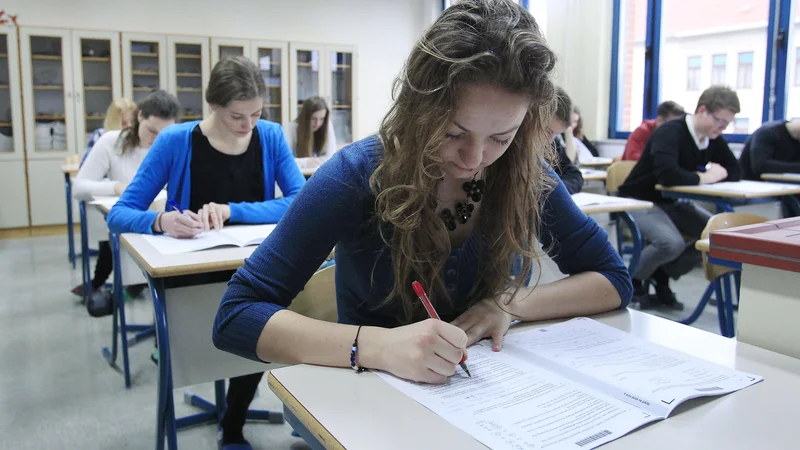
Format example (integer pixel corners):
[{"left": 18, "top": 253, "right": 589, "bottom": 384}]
[
  {"left": 159, "top": 211, "right": 204, "bottom": 238},
  {"left": 364, "top": 319, "right": 468, "bottom": 384}
]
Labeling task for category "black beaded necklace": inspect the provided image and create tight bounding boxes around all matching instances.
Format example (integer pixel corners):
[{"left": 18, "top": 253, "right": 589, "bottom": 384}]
[{"left": 439, "top": 175, "right": 485, "bottom": 231}]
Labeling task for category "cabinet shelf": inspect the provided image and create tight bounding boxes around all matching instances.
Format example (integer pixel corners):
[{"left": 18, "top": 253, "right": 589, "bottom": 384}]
[
  {"left": 34, "top": 85, "right": 64, "bottom": 90},
  {"left": 0, "top": 121, "right": 11, "bottom": 126},
  {"left": 133, "top": 87, "right": 156, "bottom": 91},
  {"left": 131, "top": 52, "right": 158, "bottom": 57},
  {"left": 334, "top": 64, "right": 352, "bottom": 69},
  {"left": 84, "top": 86, "right": 111, "bottom": 91},
  {"left": 266, "top": 84, "right": 281, "bottom": 88},
  {"left": 296, "top": 62, "right": 313, "bottom": 67},
  {"left": 86, "top": 115, "right": 105, "bottom": 120},
  {"left": 32, "top": 54, "right": 62, "bottom": 61},
  {"left": 176, "top": 54, "right": 202, "bottom": 59},
  {"left": 0, "top": 84, "right": 8, "bottom": 89},
  {"left": 176, "top": 72, "right": 201, "bottom": 77},
  {"left": 177, "top": 87, "right": 202, "bottom": 93},
  {"left": 82, "top": 56, "right": 110, "bottom": 62},
  {"left": 265, "top": 104, "right": 281, "bottom": 108},
  {"left": 132, "top": 70, "right": 159, "bottom": 76},
  {"left": 35, "top": 115, "right": 65, "bottom": 120},
  {"left": 183, "top": 115, "right": 202, "bottom": 120},
  {"left": 332, "top": 105, "right": 352, "bottom": 109},
  {"left": 0, "top": 53, "right": 7, "bottom": 57}
]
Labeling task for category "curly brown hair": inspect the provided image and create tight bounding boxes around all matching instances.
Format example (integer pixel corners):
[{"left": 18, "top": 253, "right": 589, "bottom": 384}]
[{"left": 370, "top": 0, "right": 558, "bottom": 322}]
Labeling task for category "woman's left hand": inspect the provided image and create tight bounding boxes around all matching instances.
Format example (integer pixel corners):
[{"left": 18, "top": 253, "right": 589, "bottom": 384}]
[
  {"left": 451, "top": 298, "right": 515, "bottom": 351},
  {"left": 197, "top": 202, "right": 231, "bottom": 231}
]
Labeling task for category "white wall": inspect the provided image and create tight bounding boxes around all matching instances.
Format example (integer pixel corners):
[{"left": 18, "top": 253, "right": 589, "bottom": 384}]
[
  {"left": 6, "top": 0, "right": 433, "bottom": 141},
  {"left": 545, "top": 0, "right": 614, "bottom": 141}
]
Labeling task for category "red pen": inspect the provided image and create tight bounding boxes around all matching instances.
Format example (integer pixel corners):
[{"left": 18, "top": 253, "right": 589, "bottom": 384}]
[{"left": 412, "top": 280, "right": 472, "bottom": 377}]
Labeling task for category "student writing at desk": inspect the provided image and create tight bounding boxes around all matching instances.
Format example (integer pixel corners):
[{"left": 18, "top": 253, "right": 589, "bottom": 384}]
[
  {"left": 547, "top": 87, "right": 583, "bottom": 194},
  {"left": 213, "top": 0, "right": 631, "bottom": 389},
  {"left": 619, "top": 85, "right": 742, "bottom": 309},
  {"left": 739, "top": 119, "right": 800, "bottom": 217},
  {"left": 72, "top": 91, "right": 180, "bottom": 311},
  {"left": 107, "top": 56, "right": 305, "bottom": 450},
  {"left": 282, "top": 96, "right": 337, "bottom": 170}
]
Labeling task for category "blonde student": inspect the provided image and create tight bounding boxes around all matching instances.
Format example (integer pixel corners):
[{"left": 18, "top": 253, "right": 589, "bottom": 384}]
[
  {"left": 107, "top": 56, "right": 305, "bottom": 450},
  {"left": 282, "top": 96, "right": 337, "bottom": 168},
  {"left": 80, "top": 97, "right": 136, "bottom": 167},
  {"left": 214, "top": 0, "right": 631, "bottom": 388},
  {"left": 71, "top": 91, "right": 180, "bottom": 306}
]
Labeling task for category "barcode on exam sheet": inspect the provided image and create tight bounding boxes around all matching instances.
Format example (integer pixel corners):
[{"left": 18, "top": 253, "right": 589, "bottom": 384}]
[
  {"left": 695, "top": 387, "right": 722, "bottom": 392},
  {"left": 575, "top": 430, "right": 612, "bottom": 447}
]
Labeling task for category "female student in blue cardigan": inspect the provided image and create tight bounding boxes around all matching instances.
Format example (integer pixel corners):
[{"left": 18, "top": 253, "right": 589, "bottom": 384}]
[
  {"left": 107, "top": 56, "right": 305, "bottom": 450},
  {"left": 213, "top": 0, "right": 631, "bottom": 389}
]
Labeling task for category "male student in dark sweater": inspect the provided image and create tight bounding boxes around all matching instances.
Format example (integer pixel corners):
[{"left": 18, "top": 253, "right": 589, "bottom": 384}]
[
  {"left": 619, "top": 85, "right": 742, "bottom": 309},
  {"left": 740, "top": 120, "right": 800, "bottom": 217},
  {"left": 546, "top": 87, "right": 583, "bottom": 194}
]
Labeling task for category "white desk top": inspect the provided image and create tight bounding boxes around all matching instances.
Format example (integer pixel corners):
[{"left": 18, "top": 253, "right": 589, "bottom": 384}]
[
  {"left": 269, "top": 309, "right": 800, "bottom": 450},
  {"left": 656, "top": 180, "right": 800, "bottom": 199},
  {"left": 572, "top": 192, "right": 653, "bottom": 215},
  {"left": 120, "top": 233, "right": 257, "bottom": 278},
  {"left": 61, "top": 163, "right": 79, "bottom": 176},
  {"left": 580, "top": 168, "right": 608, "bottom": 181},
  {"left": 761, "top": 173, "right": 800, "bottom": 183},
  {"left": 301, "top": 167, "right": 318, "bottom": 177},
  {"left": 579, "top": 157, "right": 614, "bottom": 167}
]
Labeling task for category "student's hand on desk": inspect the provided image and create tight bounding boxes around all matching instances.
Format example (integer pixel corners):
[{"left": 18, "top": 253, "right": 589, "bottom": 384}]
[
  {"left": 451, "top": 298, "right": 514, "bottom": 351},
  {"left": 699, "top": 163, "right": 728, "bottom": 184},
  {"left": 366, "top": 319, "right": 467, "bottom": 384},
  {"left": 197, "top": 202, "right": 231, "bottom": 231},
  {"left": 113, "top": 182, "right": 128, "bottom": 196},
  {"left": 160, "top": 211, "right": 203, "bottom": 238}
]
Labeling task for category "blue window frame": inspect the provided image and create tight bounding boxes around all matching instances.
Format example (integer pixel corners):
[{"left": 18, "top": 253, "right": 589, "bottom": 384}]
[{"left": 609, "top": 0, "right": 792, "bottom": 142}]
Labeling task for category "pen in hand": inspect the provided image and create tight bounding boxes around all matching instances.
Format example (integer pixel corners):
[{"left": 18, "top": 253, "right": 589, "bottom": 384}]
[
  {"left": 412, "top": 281, "right": 472, "bottom": 378},
  {"left": 167, "top": 199, "right": 189, "bottom": 217}
]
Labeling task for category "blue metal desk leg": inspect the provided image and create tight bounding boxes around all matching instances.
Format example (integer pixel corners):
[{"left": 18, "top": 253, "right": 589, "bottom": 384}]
[
  {"left": 150, "top": 277, "right": 177, "bottom": 450},
  {"left": 79, "top": 202, "right": 92, "bottom": 305},
  {"left": 722, "top": 272, "right": 735, "bottom": 337},
  {"left": 102, "top": 233, "right": 155, "bottom": 389},
  {"left": 66, "top": 173, "right": 76, "bottom": 268},
  {"left": 283, "top": 406, "right": 327, "bottom": 450},
  {"left": 618, "top": 211, "right": 643, "bottom": 276}
]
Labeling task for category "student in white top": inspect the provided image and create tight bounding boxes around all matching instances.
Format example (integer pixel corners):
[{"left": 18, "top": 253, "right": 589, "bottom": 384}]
[
  {"left": 282, "top": 96, "right": 337, "bottom": 169},
  {"left": 71, "top": 90, "right": 181, "bottom": 310}
]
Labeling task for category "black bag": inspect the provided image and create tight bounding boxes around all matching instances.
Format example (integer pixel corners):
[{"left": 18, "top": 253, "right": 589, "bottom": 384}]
[{"left": 86, "top": 288, "right": 113, "bottom": 317}]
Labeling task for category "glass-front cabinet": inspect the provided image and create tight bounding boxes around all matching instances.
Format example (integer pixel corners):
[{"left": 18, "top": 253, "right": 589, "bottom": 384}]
[
  {"left": 167, "top": 36, "right": 210, "bottom": 121},
  {"left": 121, "top": 33, "right": 168, "bottom": 104},
  {"left": 251, "top": 41, "right": 288, "bottom": 125},
  {"left": 211, "top": 38, "right": 248, "bottom": 66}
]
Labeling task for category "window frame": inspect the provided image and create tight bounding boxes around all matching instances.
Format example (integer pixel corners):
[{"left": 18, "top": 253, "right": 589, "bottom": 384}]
[{"left": 609, "top": 0, "right": 790, "bottom": 143}]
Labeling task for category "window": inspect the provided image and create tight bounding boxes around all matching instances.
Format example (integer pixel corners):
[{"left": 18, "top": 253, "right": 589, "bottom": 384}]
[
  {"left": 711, "top": 54, "right": 727, "bottom": 85},
  {"left": 610, "top": 0, "right": 779, "bottom": 142},
  {"left": 734, "top": 118, "right": 749, "bottom": 134},
  {"left": 737, "top": 52, "right": 753, "bottom": 89},
  {"left": 795, "top": 48, "right": 800, "bottom": 86},
  {"left": 687, "top": 56, "right": 702, "bottom": 91}
]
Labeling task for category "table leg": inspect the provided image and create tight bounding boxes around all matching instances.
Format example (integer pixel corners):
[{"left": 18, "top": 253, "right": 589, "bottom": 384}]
[
  {"left": 65, "top": 173, "right": 76, "bottom": 268},
  {"left": 283, "top": 406, "right": 327, "bottom": 450},
  {"left": 618, "top": 211, "right": 642, "bottom": 276},
  {"left": 79, "top": 202, "right": 91, "bottom": 305},
  {"left": 150, "top": 277, "right": 176, "bottom": 450}
]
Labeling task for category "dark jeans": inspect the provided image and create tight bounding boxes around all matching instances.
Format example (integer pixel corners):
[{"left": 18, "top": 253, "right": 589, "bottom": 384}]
[
  {"left": 629, "top": 201, "right": 712, "bottom": 281},
  {"left": 219, "top": 372, "right": 265, "bottom": 436},
  {"left": 92, "top": 240, "right": 113, "bottom": 290}
]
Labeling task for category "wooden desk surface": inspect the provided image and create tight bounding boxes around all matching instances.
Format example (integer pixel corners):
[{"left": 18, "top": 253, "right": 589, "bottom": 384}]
[
  {"left": 120, "top": 233, "right": 256, "bottom": 278},
  {"left": 61, "top": 163, "right": 79, "bottom": 176},
  {"left": 579, "top": 157, "right": 613, "bottom": 167},
  {"left": 301, "top": 167, "right": 317, "bottom": 177},
  {"left": 580, "top": 168, "right": 608, "bottom": 181},
  {"left": 696, "top": 238, "right": 710, "bottom": 252},
  {"left": 761, "top": 173, "right": 800, "bottom": 183},
  {"left": 269, "top": 309, "right": 800, "bottom": 450},
  {"left": 572, "top": 193, "right": 653, "bottom": 215},
  {"left": 656, "top": 180, "right": 800, "bottom": 199}
]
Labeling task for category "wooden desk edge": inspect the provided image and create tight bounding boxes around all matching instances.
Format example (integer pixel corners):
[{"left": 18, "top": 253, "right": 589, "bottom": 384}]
[
  {"left": 120, "top": 234, "right": 159, "bottom": 277},
  {"left": 656, "top": 184, "right": 800, "bottom": 199},
  {"left": 120, "top": 234, "right": 252, "bottom": 278},
  {"left": 267, "top": 372, "right": 345, "bottom": 450},
  {"left": 581, "top": 201, "right": 653, "bottom": 215}
]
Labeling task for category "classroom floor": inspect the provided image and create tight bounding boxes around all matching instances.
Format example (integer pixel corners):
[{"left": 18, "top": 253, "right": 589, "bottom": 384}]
[{"left": 0, "top": 201, "right": 779, "bottom": 449}]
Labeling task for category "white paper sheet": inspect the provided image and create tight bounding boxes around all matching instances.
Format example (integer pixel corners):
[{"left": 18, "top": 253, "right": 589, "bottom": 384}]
[
  {"left": 570, "top": 192, "right": 630, "bottom": 208},
  {"left": 142, "top": 224, "right": 277, "bottom": 255},
  {"left": 89, "top": 190, "right": 167, "bottom": 209},
  {"left": 378, "top": 319, "right": 762, "bottom": 449}
]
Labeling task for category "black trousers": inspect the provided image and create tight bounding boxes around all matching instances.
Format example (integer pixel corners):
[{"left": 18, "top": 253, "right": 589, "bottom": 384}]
[
  {"left": 92, "top": 240, "right": 113, "bottom": 290},
  {"left": 219, "top": 372, "right": 265, "bottom": 435}
]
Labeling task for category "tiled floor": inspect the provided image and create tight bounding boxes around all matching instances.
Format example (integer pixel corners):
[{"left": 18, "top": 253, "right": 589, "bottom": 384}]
[{"left": 0, "top": 197, "right": 780, "bottom": 448}]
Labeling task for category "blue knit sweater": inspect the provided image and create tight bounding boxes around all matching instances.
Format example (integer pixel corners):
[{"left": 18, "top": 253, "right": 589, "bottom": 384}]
[
  {"left": 213, "top": 136, "right": 633, "bottom": 362},
  {"left": 107, "top": 120, "right": 306, "bottom": 234}
]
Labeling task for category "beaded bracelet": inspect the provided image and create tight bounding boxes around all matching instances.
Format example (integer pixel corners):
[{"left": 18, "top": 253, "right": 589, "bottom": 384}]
[{"left": 350, "top": 325, "right": 366, "bottom": 373}]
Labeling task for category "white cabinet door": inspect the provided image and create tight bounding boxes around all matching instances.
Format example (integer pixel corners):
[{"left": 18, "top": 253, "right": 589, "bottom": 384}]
[
  {"left": 121, "top": 33, "right": 168, "bottom": 103},
  {"left": 0, "top": 30, "right": 25, "bottom": 162},
  {"left": 326, "top": 45, "right": 357, "bottom": 145},
  {"left": 71, "top": 30, "right": 122, "bottom": 152},
  {"left": 20, "top": 27, "right": 76, "bottom": 159},
  {"left": 251, "top": 40, "right": 289, "bottom": 125},
  {"left": 289, "top": 42, "right": 325, "bottom": 122},
  {"left": 167, "top": 35, "right": 210, "bottom": 120},
  {"left": 210, "top": 38, "right": 249, "bottom": 66}
]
